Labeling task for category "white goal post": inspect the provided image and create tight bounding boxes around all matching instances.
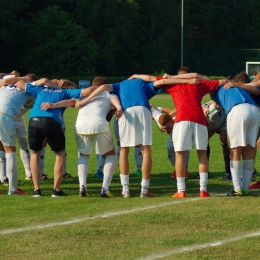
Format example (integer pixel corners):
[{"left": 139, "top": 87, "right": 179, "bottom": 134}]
[{"left": 246, "top": 62, "right": 260, "bottom": 77}]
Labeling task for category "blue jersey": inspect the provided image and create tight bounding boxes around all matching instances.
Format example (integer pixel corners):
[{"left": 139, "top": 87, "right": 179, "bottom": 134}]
[
  {"left": 111, "top": 78, "right": 160, "bottom": 111},
  {"left": 213, "top": 85, "right": 256, "bottom": 114},
  {"left": 25, "top": 83, "right": 82, "bottom": 124}
]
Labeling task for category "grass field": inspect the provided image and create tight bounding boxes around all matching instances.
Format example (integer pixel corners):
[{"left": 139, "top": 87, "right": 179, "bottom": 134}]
[{"left": 1, "top": 94, "right": 260, "bottom": 260}]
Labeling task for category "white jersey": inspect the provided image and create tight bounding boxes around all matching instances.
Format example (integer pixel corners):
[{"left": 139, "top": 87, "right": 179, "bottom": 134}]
[
  {"left": 14, "top": 98, "right": 35, "bottom": 120},
  {"left": 0, "top": 86, "right": 31, "bottom": 118},
  {"left": 75, "top": 91, "right": 115, "bottom": 135}
]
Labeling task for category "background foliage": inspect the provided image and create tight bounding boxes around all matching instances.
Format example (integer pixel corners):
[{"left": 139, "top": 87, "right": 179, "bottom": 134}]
[{"left": 1, "top": 0, "right": 260, "bottom": 78}]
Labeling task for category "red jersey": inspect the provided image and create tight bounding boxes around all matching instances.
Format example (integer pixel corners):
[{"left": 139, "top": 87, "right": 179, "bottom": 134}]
[{"left": 156, "top": 77, "right": 219, "bottom": 125}]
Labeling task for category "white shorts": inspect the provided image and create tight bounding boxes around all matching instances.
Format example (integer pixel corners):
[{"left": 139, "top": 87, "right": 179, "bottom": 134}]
[
  {"left": 172, "top": 121, "right": 208, "bottom": 151},
  {"left": 119, "top": 106, "right": 152, "bottom": 147},
  {"left": 15, "top": 118, "right": 27, "bottom": 140},
  {"left": 0, "top": 114, "right": 16, "bottom": 146},
  {"left": 75, "top": 131, "right": 114, "bottom": 155},
  {"left": 227, "top": 103, "right": 259, "bottom": 148}
]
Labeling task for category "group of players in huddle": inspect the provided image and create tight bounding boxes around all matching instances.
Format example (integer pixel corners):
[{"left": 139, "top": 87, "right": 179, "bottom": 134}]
[{"left": 0, "top": 67, "right": 260, "bottom": 198}]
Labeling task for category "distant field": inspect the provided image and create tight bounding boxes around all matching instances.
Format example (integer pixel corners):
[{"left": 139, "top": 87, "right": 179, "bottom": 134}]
[{"left": 1, "top": 93, "right": 260, "bottom": 260}]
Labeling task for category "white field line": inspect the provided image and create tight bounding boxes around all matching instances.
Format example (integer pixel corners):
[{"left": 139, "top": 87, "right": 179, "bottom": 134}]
[
  {"left": 0, "top": 198, "right": 201, "bottom": 235},
  {"left": 136, "top": 231, "right": 260, "bottom": 260}
]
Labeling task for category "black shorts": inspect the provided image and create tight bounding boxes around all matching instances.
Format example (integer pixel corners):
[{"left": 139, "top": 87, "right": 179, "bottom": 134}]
[{"left": 28, "top": 117, "right": 65, "bottom": 153}]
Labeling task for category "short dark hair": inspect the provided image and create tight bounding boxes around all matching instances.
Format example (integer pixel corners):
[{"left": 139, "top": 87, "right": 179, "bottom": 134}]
[
  {"left": 177, "top": 67, "right": 191, "bottom": 75},
  {"left": 232, "top": 71, "right": 250, "bottom": 84},
  {"left": 158, "top": 113, "right": 172, "bottom": 125},
  {"left": 26, "top": 74, "right": 39, "bottom": 82},
  {"left": 92, "top": 76, "right": 107, "bottom": 86}
]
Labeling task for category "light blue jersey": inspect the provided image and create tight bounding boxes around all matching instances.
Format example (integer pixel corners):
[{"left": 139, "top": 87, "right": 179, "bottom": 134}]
[{"left": 26, "top": 83, "right": 82, "bottom": 124}]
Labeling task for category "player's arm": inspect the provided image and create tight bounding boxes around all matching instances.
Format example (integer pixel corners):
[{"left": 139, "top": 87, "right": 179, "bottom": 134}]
[
  {"left": 153, "top": 77, "right": 199, "bottom": 88},
  {"left": 0, "top": 76, "right": 28, "bottom": 87},
  {"left": 252, "top": 72, "right": 260, "bottom": 82},
  {"left": 164, "top": 73, "right": 211, "bottom": 81},
  {"left": 0, "top": 73, "right": 8, "bottom": 78},
  {"left": 34, "top": 78, "right": 60, "bottom": 88},
  {"left": 41, "top": 99, "right": 76, "bottom": 110},
  {"left": 239, "top": 80, "right": 260, "bottom": 95},
  {"left": 75, "top": 84, "right": 113, "bottom": 108},
  {"left": 110, "top": 96, "right": 123, "bottom": 119},
  {"left": 128, "top": 74, "right": 156, "bottom": 81}
]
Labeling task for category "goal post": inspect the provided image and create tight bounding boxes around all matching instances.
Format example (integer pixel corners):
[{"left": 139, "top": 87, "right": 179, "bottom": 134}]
[{"left": 246, "top": 62, "right": 260, "bottom": 77}]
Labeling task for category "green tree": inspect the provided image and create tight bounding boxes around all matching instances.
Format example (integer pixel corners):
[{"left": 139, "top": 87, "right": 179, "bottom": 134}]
[{"left": 24, "top": 6, "right": 97, "bottom": 76}]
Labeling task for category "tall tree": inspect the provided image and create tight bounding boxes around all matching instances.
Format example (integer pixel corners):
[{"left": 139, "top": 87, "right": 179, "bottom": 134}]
[{"left": 23, "top": 6, "right": 97, "bottom": 76}]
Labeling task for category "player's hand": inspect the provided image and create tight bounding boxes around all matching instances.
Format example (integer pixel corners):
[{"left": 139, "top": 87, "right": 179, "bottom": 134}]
[
  {"left": 188, "top": 78, "right": 199, "bottom": 84},
  {"left": 162, "top": 73, "right": 170, "bottom": 78},
  {"left": 224, "top": 82, "right": 234, "bottom": 89},
  {"left": 75, "top": 101, "right": 83, "bottom": 108},
  {"left": 115, "top": 108, "right": 123, "bottom": 119},
  {"left": 41, "top": 102, "right": 55, "bottom": 110}
]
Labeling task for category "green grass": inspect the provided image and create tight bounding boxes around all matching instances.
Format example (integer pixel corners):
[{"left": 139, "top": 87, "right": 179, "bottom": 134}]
[{"left": 1, "top": 94, "right": 260, "bottom": 259}]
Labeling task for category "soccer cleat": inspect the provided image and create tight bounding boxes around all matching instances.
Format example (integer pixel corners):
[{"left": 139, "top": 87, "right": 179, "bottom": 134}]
[
  {"left": 41, "top": 174, "right": 49, "bottom": 180},
  {"left": 25, "top": 176, "right": 32, "bottom": 180},
  {"left": 52, "top": 189, "right": 67, "bottom": 197},
  {"left": 251, "top": 170, "right": 257, "bottom": 182},
  {"left": 79, "top": 185, "right": 86, "bottom": 197},
  {"left": 135, "top": 169, "right": 142, "bottom": 177},
  {"left": 200, "top": 190, "right": 210, "bottom": 198},
  {"left": 1, "top": 178, "right": 9, "bottom": 186},
  {"left": 171, "top": 170, "right": 189, "bottom": 178},
  {"left": 140, "top": 189, "right": 154, "bottom": 198},
  {"left": 33, "top": 189, "right": 42, "bottom": 197},
  {"left": 249, "top": 181, "right": 260, "bottom": 190},
  {"left": 95, "top": 170, "right": 103, "bottom": 178},
  {"left": 121, "top": 190, "right": 130, "bottom": 198},
  {"left": 8, "top": 188, "right": 26, "bottom": 196},
  {"left": 222, "top": 172, "right": 232, "bottom": 181},
  {"left": 227, "top": 188, "right": 243, "bottom": 196},
  {"left": 172, "top": 191, "right": 186, "bottom": 198},
  {"left": 63, "top": 172, "right": 71, "bottom": 178},
  {"left": 100, "top": 187, "right": 113, "bottom": 198}
]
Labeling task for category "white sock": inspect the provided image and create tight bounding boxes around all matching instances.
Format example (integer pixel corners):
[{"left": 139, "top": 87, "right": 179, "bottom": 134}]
[
  {"left": 6, "top": 152, "right": 18, "bottom": 193},
  {"left": 141, "top": 179, "right": 150, "bottom": 193},
  {"left": 230, "top": 160, "right": 242, "bottom": 191},
  {"left": 20, "top": 147, "right": 31, "bottom": 178},
  {"left": 176, "top": 177, "right": 185, "bottom": 193},
  {"left": 78, "top": 154, "right": 89, "bottom": 189},
  {"left": 120, "top": 174, "right": 129, "bottom": 192},
  {"left": 40, "top": 147, "right": 46, "bottom": 175},
  {"left": 242, "top": 159, "right": 254, "bottom": 189},
  {"left": 199, "top": 172, "right": 208, "bottom": 191},
  {"left": 102, "top": 155, "right": 115, "bottom": 190},
  {"left": 134, "top": 146, "right": 143, "bottom": 171},
  {"left": 0, "top": 150, "right": 6, "bottom": 182}
]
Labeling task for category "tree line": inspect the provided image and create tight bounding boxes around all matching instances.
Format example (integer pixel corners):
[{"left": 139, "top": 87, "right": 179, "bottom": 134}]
[{"left": 1, "top": 0, "right": 259, "bottom": 78}]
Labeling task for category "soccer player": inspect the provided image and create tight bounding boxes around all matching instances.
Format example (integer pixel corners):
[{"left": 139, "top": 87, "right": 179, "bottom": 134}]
[
  {"left": 212, "top": 71, "right": 260, "bottom": 196},
  {"left": 0, "top": 74, "right": 38, "bottom": 195}
]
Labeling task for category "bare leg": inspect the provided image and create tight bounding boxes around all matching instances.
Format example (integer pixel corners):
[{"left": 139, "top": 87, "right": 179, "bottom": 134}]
[{"left": 53, "top": 151, "right": 65, "bottom": 191}]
